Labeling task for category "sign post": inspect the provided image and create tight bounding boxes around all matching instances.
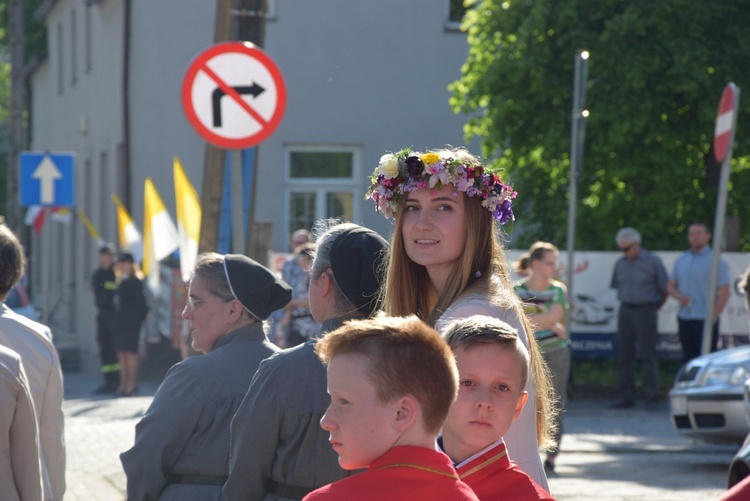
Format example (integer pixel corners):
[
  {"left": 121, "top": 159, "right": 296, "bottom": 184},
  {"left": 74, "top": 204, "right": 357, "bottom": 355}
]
[
  {"left": 702, "top": 83, "right": 740, "bottom": 356},
  {"left": 182, "top": 41, "right": 286, "bottom": 254},
  {"left": 19, "top": 151, "right": 75, "bottom": 324}
]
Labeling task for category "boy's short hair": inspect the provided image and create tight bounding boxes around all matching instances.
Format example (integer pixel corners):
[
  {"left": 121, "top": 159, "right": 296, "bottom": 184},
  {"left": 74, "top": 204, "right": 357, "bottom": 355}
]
[
  {"left": 316, "top": 315, "right": 458, "bottom": 434},
  {"left": 0, "top": 225, "right": 24, "bottom": 300},
  {"left": 442, "top": 315, "right": 530, "bottom": 389}
]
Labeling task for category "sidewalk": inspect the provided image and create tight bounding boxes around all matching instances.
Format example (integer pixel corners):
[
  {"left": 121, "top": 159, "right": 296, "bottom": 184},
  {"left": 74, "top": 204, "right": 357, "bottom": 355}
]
[{"left": 64, "top": 371, "right": 159, "bottom": 500}]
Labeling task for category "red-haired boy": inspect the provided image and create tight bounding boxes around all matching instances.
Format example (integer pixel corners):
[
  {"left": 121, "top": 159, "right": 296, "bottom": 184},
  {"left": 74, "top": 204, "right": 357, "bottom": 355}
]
[
  {"left": 303, "top": 315, "right": 479, "bottom": 501},
  {"left": 441, "top": 315, "right": 554, "bottom": 500}
]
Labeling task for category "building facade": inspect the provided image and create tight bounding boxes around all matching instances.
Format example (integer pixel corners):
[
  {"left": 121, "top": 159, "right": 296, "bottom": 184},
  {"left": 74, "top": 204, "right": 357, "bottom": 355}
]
[{"left": 28, "top": 0, "right": 477, "bottom": 370}]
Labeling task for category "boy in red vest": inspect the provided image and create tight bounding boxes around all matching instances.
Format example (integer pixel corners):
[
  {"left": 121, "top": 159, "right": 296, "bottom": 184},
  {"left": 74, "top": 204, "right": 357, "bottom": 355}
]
[
  {"left": 304, "top": 315, "right": 479, "bottom": 501},
  {"left": 440, "top": 315, "right": 554, "bottom": 500}
]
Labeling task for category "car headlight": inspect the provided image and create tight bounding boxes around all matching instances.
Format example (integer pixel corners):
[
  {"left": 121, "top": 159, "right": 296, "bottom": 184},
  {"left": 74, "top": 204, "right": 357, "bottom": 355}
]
[{"left": 702, "top": 364, "right": 750, "bottom": 387}]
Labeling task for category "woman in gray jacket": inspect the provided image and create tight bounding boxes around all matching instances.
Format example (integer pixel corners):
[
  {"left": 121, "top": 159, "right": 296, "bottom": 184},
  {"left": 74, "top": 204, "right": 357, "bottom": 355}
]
[{"left": 121, "top": 253, "right": 291, "bottom": 500}]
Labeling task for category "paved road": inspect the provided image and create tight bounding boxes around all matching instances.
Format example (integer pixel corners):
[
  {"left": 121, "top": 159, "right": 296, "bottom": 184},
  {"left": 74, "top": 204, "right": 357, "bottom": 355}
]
[
  {"left": 547, "top": 399, "right": 736, "bottom": 500},
  {"left": 63, "top": 371, "right": 738, "bottom": 500}
]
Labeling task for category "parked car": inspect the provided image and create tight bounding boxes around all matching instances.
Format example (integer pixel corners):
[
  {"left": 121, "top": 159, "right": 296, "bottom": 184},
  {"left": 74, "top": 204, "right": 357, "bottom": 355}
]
[
  {"left": 571, "top": 294, "right": 616, "bottom": 325},
  {"left": 728, "top": 380, "right": 750, "bottom": 488},
  {"left": 669, "top": 344, "right": 750, "bottom": 445}
]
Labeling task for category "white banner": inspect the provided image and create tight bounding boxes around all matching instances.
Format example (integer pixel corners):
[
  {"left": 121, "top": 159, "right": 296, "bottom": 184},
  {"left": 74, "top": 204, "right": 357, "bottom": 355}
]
[{"left": 507, "top": 250, "right": 750, "bottom": 357}]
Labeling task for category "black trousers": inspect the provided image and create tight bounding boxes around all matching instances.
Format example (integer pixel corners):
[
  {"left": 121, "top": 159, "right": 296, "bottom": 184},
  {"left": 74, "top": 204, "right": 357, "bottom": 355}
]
[
  {"left": 96, "top": 310, "right": 120, "bottom": 385},
  {"left": 678, "top": 318, "right": 719, "bottom": 362},
  {"left": 617, "top": 304, "right": 659, "bottom": 401}
]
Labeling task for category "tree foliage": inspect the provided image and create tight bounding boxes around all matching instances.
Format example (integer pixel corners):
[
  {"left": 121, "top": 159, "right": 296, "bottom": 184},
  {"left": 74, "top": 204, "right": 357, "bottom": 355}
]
[
  {"left": 451, "top": 0, "right": 750, "bottom": 251},
  {"left": 0, "top": 0, "right": 47, "bottom": 213}
]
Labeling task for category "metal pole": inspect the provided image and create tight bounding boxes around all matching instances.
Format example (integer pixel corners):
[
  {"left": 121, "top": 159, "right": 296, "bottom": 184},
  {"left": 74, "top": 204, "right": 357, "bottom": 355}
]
[
  {"left": 565, "top": 50, "right": 589, "bottom": 334},
  {"left": 237, "top": 0, "right": 267, "bottom": 258},
  {"left": 702, "top": 84, "right": 740, "bottom": 356},
  {"left": 231, "top": 149, "right": 245, "bottom": 253}
]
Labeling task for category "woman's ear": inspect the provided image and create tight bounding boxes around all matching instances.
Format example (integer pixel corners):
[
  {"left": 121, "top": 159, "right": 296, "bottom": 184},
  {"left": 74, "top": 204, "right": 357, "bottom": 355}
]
[
  {"left": 227, "top": 299, "right": 245, "bottom": 323},
  {"left": 317, "top": 270, "right": 333, "bottom": 299}
]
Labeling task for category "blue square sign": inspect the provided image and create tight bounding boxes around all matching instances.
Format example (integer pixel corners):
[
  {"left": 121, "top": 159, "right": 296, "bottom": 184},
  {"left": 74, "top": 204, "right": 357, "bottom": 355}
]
[{"left": 19, "top": 152, "right": 75, "bottom": 207}]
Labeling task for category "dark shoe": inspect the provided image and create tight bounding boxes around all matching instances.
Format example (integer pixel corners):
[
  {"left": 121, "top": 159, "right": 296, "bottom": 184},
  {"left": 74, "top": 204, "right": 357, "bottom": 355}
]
[
  {"left": 610, "top": 399, "right": 635, "bottom": 409},
  {"left": 92, "top": 383, "right": 116, "bottom": 395},
  {"left": 117, "top": 387, "right": 138, "bottom": 397},
  {"left": 544, "top": 459, "right": 555, "bottom": 473}
]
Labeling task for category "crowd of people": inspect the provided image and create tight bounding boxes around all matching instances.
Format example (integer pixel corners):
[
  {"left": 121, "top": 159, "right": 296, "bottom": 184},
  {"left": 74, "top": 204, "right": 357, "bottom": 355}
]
[
  {"left": 121, "top": 146, "right": 559, "bottom": 500},
  {"left": 0, "top": 145, "right": 743, "bottom": 500}
]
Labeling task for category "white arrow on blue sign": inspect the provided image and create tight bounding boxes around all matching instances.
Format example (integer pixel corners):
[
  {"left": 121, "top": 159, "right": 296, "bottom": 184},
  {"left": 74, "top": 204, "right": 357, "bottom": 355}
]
[{"left": 19, "top": 152, "right": 75, "bottom": 207}]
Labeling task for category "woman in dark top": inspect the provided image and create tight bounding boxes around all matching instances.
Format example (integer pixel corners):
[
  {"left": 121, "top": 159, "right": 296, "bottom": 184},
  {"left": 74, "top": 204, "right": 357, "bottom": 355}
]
[{"left": 113, "top": 252, "right": 148, "bottom": 396}]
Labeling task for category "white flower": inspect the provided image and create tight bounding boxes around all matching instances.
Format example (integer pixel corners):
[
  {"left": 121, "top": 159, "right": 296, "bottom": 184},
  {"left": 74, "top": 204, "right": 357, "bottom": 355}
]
[{"left": 378, "top": 155, "right": 400, "bottom": 179}]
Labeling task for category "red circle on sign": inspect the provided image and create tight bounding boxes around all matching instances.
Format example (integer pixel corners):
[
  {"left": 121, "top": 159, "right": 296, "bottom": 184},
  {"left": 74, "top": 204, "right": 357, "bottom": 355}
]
[
  {"left": 713, "top": 84, "right": 737, "bottom": 163},
  {"left": 181, "top": 42, "right": 287, "bottom": 149}
]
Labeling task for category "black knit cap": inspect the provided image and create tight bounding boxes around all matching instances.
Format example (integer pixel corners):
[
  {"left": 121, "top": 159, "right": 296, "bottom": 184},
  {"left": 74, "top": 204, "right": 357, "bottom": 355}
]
[
  {"left": 117, "top": 252, "right": 134, "bottom": 263},
  {"left": 223, "top": 254, "right": 292, "bottom": 320},
  {"left": 329, "top": 226, "right": 389, "bottom": 316}
]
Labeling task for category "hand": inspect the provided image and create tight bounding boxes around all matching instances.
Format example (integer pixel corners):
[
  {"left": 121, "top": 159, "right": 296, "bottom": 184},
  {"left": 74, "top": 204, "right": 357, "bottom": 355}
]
[
  {"left": 676, "top": 293, "right": 691, "bottom": 306},
  {"left": 551, "top": 322, "right": 566, "bottom": 339}
]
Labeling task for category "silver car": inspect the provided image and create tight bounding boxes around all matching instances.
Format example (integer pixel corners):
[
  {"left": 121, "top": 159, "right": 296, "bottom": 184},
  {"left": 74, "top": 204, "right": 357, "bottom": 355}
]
[
  {"left": 669, "top": 345, "right": 750, "bottom": 444},
  {"left": 728, "top": 380, "right": 750, "bottom": 487}
]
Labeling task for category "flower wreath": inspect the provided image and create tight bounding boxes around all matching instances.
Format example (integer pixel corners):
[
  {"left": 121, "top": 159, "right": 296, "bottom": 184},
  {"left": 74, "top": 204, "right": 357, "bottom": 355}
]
[{"left": 365, "top": 147, "right": 516, "bottom": 223}]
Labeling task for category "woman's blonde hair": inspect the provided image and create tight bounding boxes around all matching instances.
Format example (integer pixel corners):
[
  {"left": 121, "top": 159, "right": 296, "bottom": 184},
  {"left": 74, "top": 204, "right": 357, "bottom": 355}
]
[{"left": 381, "top": 147, "right": 556, "bottom": 450}]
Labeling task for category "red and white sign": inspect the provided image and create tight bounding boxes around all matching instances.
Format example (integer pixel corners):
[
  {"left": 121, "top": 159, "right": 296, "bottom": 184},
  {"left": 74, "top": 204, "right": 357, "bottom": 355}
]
[
  {"left": 181, "top": 42, "right": 287, "bottom": 149},
  {"left": 714, "top": 83, "right": 738, "bottom": 163}
]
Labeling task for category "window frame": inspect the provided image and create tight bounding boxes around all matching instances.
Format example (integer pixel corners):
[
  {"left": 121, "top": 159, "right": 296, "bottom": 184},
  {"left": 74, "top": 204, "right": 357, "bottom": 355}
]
[
  {"left": 445, "top": 0, "right": 469, "bottom": 31},
  {"left": 284, "top": 144, "right": 362, "bottom": 234}
]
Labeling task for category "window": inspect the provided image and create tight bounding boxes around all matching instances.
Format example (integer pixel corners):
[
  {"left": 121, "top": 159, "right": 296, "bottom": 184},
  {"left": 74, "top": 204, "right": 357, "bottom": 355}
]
[
  {"left": 70, "top": 9, "right": 77, "bottom": 85},
  {"left": 84, "top": 3, "right": 92, "bottom": 73},
  {"left": 57, "top": 22, "right": 63, "bottom": 94},
  {"left": 99, "top": 149, "right": 109, "bottom": 246},
  {"left": 446, "top": 0, "right": 469, "bottom": 30},
  {"left": 82, "top": 157, "right": 92, "bottom": 279},
  {"left": 286, "top": 146, "right": 361, "bottom": 237}
]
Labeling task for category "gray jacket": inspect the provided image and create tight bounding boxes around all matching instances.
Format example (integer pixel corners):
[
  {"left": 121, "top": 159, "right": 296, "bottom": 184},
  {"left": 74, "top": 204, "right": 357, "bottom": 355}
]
[
  {"left": 121, "top": 324, "right": 279, "bottom": 501},
  {"left": 224, "top": 318, "right": 352, "bottom": 501}
]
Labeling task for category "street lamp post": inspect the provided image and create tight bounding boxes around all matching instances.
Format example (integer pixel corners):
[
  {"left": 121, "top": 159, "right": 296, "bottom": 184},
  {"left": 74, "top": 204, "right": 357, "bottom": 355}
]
[{"left": 565, "top": 50, "right": 589, "bottom": 335}]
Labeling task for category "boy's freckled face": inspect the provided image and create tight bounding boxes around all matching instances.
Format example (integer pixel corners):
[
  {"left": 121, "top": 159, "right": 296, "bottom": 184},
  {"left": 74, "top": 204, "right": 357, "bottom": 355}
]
[
  {"left": 320, "top": 353, "right": 399, "bottom": 470},
  {"left": 441, "top": 345, "right": 528, "bottom": 464}
]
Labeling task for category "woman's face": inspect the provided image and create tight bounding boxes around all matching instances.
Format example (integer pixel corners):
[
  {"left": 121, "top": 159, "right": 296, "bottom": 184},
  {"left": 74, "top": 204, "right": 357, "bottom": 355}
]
[
  {"left": 531, "top": 250, "right": 558, "bottom": 282},
  {"left": 117, "top": 261, "right": 134, "bottom": 275},
  {"left": 400, "top": 185, "right": 467, "bottom": 292},
  {"left": 181, "top": 274, "right": 232, "bottom": 353}
]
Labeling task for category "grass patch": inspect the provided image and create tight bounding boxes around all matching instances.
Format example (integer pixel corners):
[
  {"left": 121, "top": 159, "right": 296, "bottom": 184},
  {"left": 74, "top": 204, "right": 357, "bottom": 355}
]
[{"left": 569, "top": 358, "right": 684, "bottom": 399}]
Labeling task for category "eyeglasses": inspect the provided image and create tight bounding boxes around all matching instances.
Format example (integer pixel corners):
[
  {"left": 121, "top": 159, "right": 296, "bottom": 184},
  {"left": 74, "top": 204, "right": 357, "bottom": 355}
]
[
  {"left": 619, "top": 244, "right": 634, "bottom": 253},
  {"left": 186, "top": 296, "right": 232, "bottom": 309}
]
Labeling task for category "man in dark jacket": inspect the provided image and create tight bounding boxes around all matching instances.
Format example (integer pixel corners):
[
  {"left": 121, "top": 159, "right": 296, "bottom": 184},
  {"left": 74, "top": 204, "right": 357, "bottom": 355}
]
[{"left": 91, "top": 243, "right": 119, "bottom": 394}]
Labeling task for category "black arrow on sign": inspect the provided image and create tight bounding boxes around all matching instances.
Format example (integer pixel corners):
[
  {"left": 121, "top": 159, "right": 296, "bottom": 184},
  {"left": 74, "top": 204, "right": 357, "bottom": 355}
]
[{"left": 212, "top": 83, "right": 265, "bottom": 127}]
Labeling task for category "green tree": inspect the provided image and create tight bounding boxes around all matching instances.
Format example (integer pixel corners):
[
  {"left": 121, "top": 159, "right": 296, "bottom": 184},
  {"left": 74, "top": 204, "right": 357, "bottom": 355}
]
[
  {"left": 0, "top": 0, "right": 47, "bottom": 213},
  {"left": 450, "top": 0, "right": 750, "bottom": 251}
]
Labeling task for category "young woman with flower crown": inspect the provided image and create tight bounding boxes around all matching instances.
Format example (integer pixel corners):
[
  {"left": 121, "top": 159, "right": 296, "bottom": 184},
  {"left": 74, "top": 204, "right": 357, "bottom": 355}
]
[{"left": 367, "top": 146, "right": 555, "bottom": 491}]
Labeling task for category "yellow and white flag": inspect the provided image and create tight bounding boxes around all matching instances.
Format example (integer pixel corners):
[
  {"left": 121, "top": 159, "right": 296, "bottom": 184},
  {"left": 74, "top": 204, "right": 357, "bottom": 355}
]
[
  {"left": 143, "top": 178, "right": 178, "bottom": 293},
  {"left": 173, "top": 157, "right": 202, "bottom": 282},
  {"left": 76, "top": 209, "right": 105, "bottom": 247},
  {"left": 112, "top": 194, "right": 143, "bottom": 262}
]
